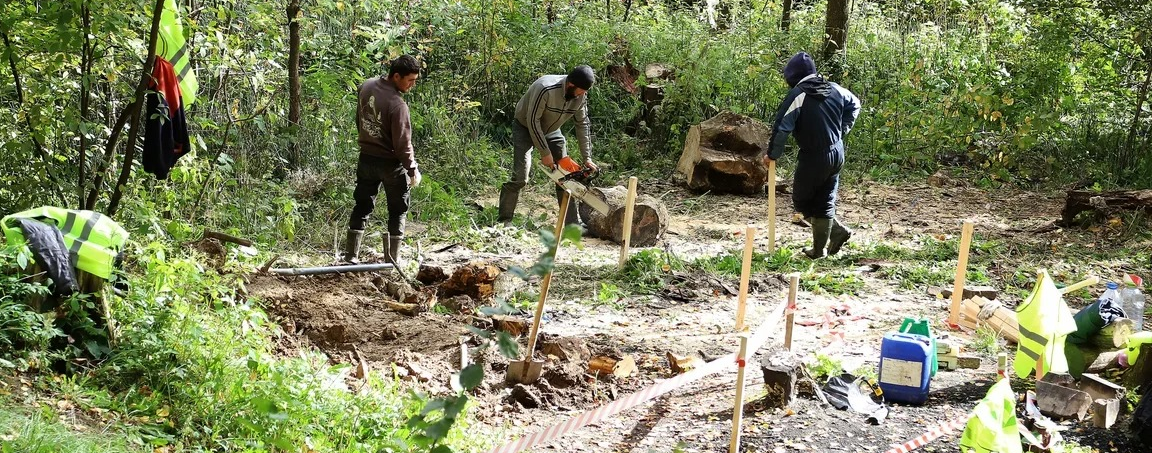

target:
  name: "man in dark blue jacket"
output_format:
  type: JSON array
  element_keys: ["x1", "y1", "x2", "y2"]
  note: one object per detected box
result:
[{"x1": 764, "y1": 52, "x2": 861, "y2": 259}]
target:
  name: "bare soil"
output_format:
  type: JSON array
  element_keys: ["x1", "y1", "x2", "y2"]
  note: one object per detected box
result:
[{"x1": 249, "y1": 174, "x2": 1150, "y2": 453}]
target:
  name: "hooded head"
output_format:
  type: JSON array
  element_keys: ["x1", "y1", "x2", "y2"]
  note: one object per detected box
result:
[
  {"x1": 567, "y1": 65, "x2": 596, "y2": 90},
  {"x1": 783, "y1": 52, "x2": 817, "y2": 88}
]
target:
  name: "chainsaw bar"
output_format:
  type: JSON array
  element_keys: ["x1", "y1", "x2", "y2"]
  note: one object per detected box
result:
[{"x1": 543, "y1": 165, "x2": 612, "y2": 215}]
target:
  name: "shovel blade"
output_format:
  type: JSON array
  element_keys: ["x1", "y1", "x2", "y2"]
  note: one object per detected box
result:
[{"x1": 506, "y1": 359, "x2": 544, "y2": 384}]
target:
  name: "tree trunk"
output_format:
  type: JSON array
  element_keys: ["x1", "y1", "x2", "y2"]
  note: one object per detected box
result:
[
  {"x1": 822, "y1": 0, "x2": 850, "y2": 73},
  {"x1": 577, "y1": 185, "x2": 669, "y2": 247},
  {"x1": 78, "y1": 0, "x2": 93, "y2": 209},
  {"x1": 1123, "y1": 57, "x2": 1152, "y2": 171},
  {"x1": 105, "y1": 0, "x2": 168, "y2": 216},
  {"x1": 780, "y1": 0, "x2": 793, "y2": 31},
  {"x1": 1061, "y1": 189, "x2": 1152, "y2": 225},
  {"x1": 287, "y1": 0, "x2": 303, "y2": 170}
]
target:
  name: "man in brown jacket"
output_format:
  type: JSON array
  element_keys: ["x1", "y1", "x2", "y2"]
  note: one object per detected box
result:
[{"x1": 343, "y1": 55, "x2": 422, "y2": 263}]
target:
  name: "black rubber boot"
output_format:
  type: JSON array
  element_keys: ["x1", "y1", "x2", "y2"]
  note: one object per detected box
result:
[
  {"x1": 804, "y1": 218, "x2": 832, "y2": 259},
  {"x1": 497, "y1": 184, "x2": 521, "y2": 226},
  {"x1": 386, "y1": 234, "x2": 403, "y2": 264},
  {"x1": 342, "y1": 229, "x2": 364, "y2": 263},
  {"x1": 827, "y1": 217, "x2": 853, "y2": 255}
]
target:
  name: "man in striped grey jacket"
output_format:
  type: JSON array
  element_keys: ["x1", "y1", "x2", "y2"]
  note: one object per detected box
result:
[{"x1": 497, "y1": 65, "x2": 599, "y2": 227}]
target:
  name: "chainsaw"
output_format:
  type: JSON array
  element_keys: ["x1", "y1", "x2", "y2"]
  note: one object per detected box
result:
[{"x1": 542, "y1": 156, "x2": 612, "y2": 215}]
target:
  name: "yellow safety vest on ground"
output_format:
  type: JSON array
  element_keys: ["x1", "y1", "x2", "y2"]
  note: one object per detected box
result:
[
  {"x1": 1, "y1": 207, "x2": 129, "y2": 280},
  {"x1": 1014, "y1": 271, "x2": 1077, "y2": 378},
  {"x1": 959, "y1": 379, "x2": 1022, "y2": 453},
  {"x1": 160, "y1": 0, "x2": 198, "y2": 106}
]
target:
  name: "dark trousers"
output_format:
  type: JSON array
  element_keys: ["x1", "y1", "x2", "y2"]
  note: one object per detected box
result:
[
  {"x1": 792, "y1": 144, "x2": 845, "y2": 219},
  {"x1": 349, "y1": 154, "x2": 410, "y2": 235},
  {"x1": 497, "y1": 121, "x2": 580, "y2": 224}
]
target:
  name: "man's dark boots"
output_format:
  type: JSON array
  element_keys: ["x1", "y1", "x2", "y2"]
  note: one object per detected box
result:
[
  {"x1": 385, "y1": 234, "x2": 403, "y2": 264},
  {"x1": 497, "y1": 184, "x2": 520, "y2": 226},
  {"x1": 343, "y1": 229, "x2": 364, "y2": 263},
  {"x1": 804, "y1": 218, "x2": 832, "y2": 259},
  {"x1": 828, "y1": 217, "x2": 853, "y2": 255}
]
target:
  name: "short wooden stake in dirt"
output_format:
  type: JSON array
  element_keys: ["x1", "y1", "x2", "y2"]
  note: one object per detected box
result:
[
  {"x1": 767, "y1": 159, "x2": 777, "y2": 253},
  {"x1": 508, "y1": 191, "x2": 572, "y2": 384},
  {"x1": 947, "y1": 221, "x2": 975, "y2": 327},
  {"x1": 729, "y1": 333, "x2": 751, "y2": 453},
  {"x1": 618, "y1": 176, "x2": 639, "y2": 269},
  {"x1": 735, "y1": 225, "x2": 757, "y2": 332},
  {"x1": 785, "y1": 274, "x2": 799, "y2": 351}
]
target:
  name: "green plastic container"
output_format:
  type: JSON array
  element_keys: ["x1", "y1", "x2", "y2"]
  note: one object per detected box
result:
[{"x1": 900, "y1": 317, "x2": 938, "y2": 377}]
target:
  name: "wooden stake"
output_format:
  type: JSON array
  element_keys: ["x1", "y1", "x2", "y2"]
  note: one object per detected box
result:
[
  {"x1": 618, "y1": 176, "x2": 639, "y2": 269},
  {"x1": 1060, "y1": 276, "x2": 1100, "y2": 294},
  {"x1": 785, "y1": 274, "x2": 799, "y2": 351},
  {"x1": 767, "y1": 159, "x2": 777, "y2": 253},
  {"x1": 729, "y1": 333, "x2": 750, "y2": 453},
  {"x1": 523, "y1": 191, "x2": 572, "y2": 364},
  {"x1": 947, "y1": 221, "x2": 975, "y2": 326},
  {"x1": 735, "y1": 225, "x2": 756, "y2": 332}
]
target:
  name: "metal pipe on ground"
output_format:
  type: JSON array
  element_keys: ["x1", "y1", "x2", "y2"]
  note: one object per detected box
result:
[{"x1": 270, "y1": 263, "x2": 394, "y2": 276}]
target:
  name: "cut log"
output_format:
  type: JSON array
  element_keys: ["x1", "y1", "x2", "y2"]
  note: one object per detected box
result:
[
  {"x1": 1079, "y1": 373, "x2": 1125, "y2": 401},
  {"x1": 1061, "y1": 189, "x2": 1152, "y2": 225},
  {"x1": 541, "y1": 337, "x2": 591, "y2": 362},
  {"x1": 491, "y1": 315, "x2": 529, "y2": 338},
  {"x1": 1036, "y1": 374, "x2": 1092, "y2": 420},
  {"x1": 1086, "y1": 350, "x2": 1122, "y2": 373},
  {"x1": 1092, "y1": 398, "x2": 1120, "y2": 429},
  {"x1": 938, "y1": 286, "x2": 999, "y2": 301},
  {"x1": 759, "y1": 350, "x2": 802, "y2": 409},
  {"x1": 644, "y1": 63, "x2": 674, "y2": 81},
  {"x1": 675, "y1": 112, "x2": 772, "y2": 195},
  {"x1": 959, "y1": 297, "x2": 1020, "y2": 343},
  {"x1": 1096, "y1": 318, "x2": 1135, "y2": 348},
  {"x1": 588, "y1": 355, "x2": 637, "y2": 378},
  {"x1": 667, "y1": 351, "x2": 703, "y2": 374},
  {"x1": 416, "y1": 264, "x2": 448, "y2": 285},
  {"x1": 385, "y1": 300, "x2": 424, "y2": 316},
  {"x1": 1123, "y1": 343, "x2": 1152, "y2": 391},
  {"x1": 440, "y1": 262, "x2": 501, "y2": 301},
  {"x1": 577, "y1": 185, "x2": 669, "y2": 247}
]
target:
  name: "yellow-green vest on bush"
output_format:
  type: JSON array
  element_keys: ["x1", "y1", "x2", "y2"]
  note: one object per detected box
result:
[
  {"x1": 958, "y1": 378, "x2": 1022, "y2": 453},
  {"x1": 160, "y1": 0, "x2": 198, "y2": 106},
  {"x1": 1014, "y1": 270, "x2": 1077, "y2": 378},
  {"x1": 1, "y1": 206, "x2": 129, "y2": 280}
]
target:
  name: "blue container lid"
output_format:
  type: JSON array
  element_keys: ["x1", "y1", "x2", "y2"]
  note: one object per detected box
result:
[{"x1": 1106, "y1": 282, "x2": 1119, "y2": 290}]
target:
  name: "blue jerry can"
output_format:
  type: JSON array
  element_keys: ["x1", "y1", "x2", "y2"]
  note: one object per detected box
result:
[{"x1": 878, "y1": 332, "x2": 933, "y2": 405}]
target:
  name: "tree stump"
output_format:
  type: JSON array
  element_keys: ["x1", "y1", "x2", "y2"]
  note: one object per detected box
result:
[
  {"x1": 440, "y1": 262, "x2": 500, "y2": 301},
  {"x1": 675, "y1": 111, "x2": 771, "y2": 194},
  {"x1": 759, "y1": 349, "x2": 802, "y2": 409},
  {"x1": 577, "y1": 185, "x2": 668, "y2": 247},
  {"x1": 1124, "y1": 343, "x2": 1152, "y2": 392},
  {"x1": 1061, "y1": 189, "x2": 1152, "y2": 225}
]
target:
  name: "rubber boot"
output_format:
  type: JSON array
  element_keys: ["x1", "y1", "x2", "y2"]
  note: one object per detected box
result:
[
  {"x1": 386, "y1": 234, "x2": 403, "y2": 264},
  {"x1": 827, "y1": 217, "x2": 854, "y2": 255},
  {"x1": 342, "y1": 229, "x2": 364, "y2": 263},
  {"x1": 804, "y1": 218, "x2": 832, "y2": 259},
  {"x1": 497, "y1": 184, "x2": 521, "y2": 226}
]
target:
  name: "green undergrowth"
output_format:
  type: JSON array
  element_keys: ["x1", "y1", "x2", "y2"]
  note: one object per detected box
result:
[
  {"x1": 0, "y1": 399, "x2": 143, "y2": 453},
  {"x1": 0, "y1": 240, "x2": 495, "y2": 452}
]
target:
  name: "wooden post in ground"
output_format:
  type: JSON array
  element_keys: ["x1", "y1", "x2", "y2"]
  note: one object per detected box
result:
[
  {"x1": 767, "y1": 159, "x2": 777, "y2": 253},
  {"x1": 947, "y1": 221, "x2": 975, "y2": 327},
  {"x1": 618, "y1": 176, "x2": 639, "y2": 269},
  {"x1": 735, "y1": 225, "x2": 756, "y2": 332},
  {"x1": 785, "y1": 274, "x2": 799, "y2": 351},
  {"x1": 729, "y1": 333, "x2": 751, "y2": 453}
]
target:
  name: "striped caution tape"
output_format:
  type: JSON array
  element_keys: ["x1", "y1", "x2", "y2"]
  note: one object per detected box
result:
[
  {"x1": 487, "y1": 300, "x2": 788, "y2": 453},
  {"x1": 882, "y1": 413, "x2": 971, "y2": 453}
]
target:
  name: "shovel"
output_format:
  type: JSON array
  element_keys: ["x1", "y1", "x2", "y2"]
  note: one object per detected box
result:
[{"x1": 507, "y1": 190, "x2": 572, "y2": 384}]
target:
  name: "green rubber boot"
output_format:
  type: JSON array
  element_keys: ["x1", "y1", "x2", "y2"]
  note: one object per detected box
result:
[
  {"x1": 804, "y1": 218, "x2": 832, "y2": 259},
  {"x1": 827, "y1": 217, "x2": 854, "y2": 255},
  {"x1": 342, "y1": 229, "x2": 364, "y2": 263}
]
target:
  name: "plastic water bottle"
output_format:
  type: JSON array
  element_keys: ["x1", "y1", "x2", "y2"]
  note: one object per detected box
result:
[
  {"x1": 1121, "y1": 275, "x2": 1146, "y2": 331},
  {"x1": 1100, "y1": 282, "x2": 1123, "y2": 319}
]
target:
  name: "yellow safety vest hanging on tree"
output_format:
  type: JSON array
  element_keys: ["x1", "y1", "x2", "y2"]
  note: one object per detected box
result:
[
  {"x1": 159, "y1": 0, "x2": 198, "y2": 106},
  {"x1": 1014, "y1": 270, "x2": 1077, "y2": 378},
  {"x1": 1, "y1": 206, "x2": 129, "y2": 280},
  {"x1": 958, "y1": 378, "x2": 1022, "y2": 453}
]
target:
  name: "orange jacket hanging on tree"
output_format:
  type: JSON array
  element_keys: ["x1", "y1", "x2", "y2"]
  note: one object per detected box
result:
[{"x1": 142, "y1": 56, "x2": 190, "y2": 180}]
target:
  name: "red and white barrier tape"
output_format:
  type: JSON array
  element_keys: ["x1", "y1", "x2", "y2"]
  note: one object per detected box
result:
[
  {"x1": 882, "y1": 414, "x2": 970, "y2": 453},
  {"x1": 486, "y1": 300, "x2": 788, "y2": 453}
]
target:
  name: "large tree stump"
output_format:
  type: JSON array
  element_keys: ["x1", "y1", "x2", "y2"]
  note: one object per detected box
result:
[
  {"x1": 577, "y1": 185, "x2": 668, "y2": 247},
  {"x1": 759, "y1": 350, "x2": 802, "y2": 409},
  {"x1": 675, "y1": 111, "x2": 772, "y2": 194},
  {"x1": 1061, "y1": 189, "x2": 1152, "y2": 225}
]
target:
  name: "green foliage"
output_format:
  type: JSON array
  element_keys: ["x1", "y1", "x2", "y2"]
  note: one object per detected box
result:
[
  {"x1": 806, "y1": 353, "x2": 845, "y2": 383},
  {"x1": 969, "y1": 326, "x2": 1004, "y2": 357},
  {"x1": 0, "y1": 401, "x2": 144, "y2": 453},
  {"x1": 617, "y1": 248, "x2": 685, "y2": 294}
]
